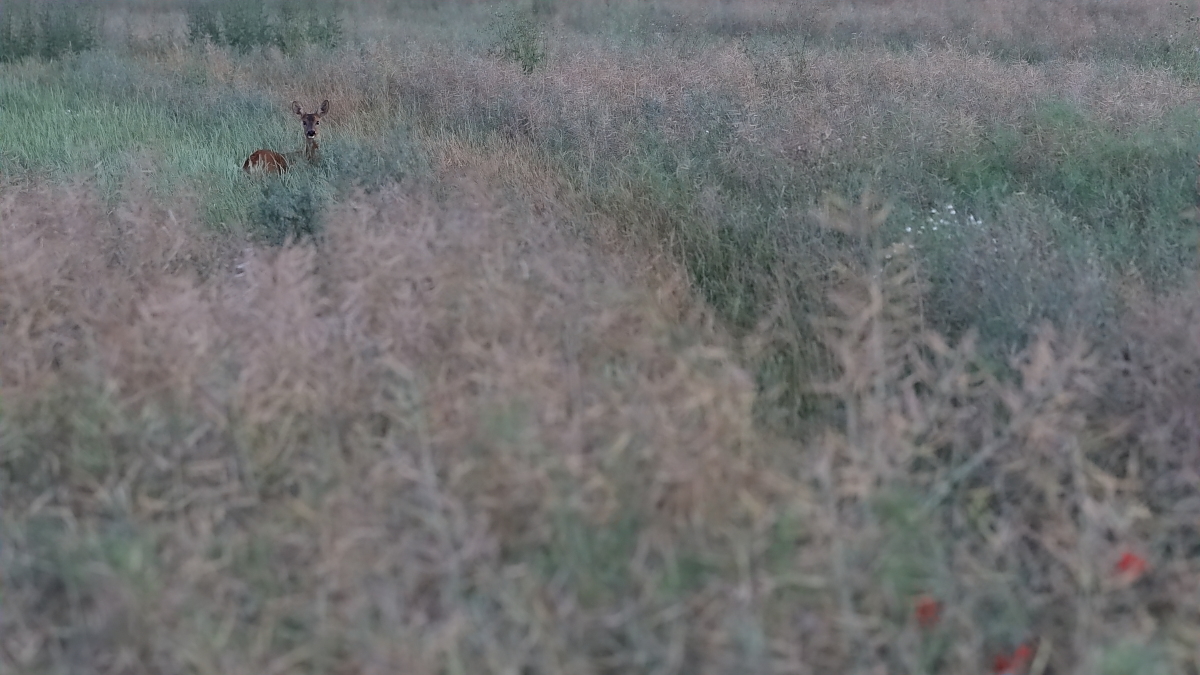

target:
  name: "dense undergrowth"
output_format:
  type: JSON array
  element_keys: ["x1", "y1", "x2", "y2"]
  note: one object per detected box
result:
[
  {"x1": 0, "y1": 0, "x2": 98, "y2": 63},
  {"x1": 4, "y1": 1, "x2": 1200, "y2": 674}
]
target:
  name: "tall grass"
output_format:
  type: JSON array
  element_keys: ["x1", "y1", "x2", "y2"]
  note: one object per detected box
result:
[
  {"x1": 3, "y1": 0, "x2": 1195, "y2": 402},
  {"x1": 5, "y1": 2, "x2": 1200, "y2": 673},
  {"x1": 184, "y1": 0, "x2": 342, "y2": 53},
  {"x1": 0, "y1": 0, "x2": 97, "y2": 63},
  {"x1": 5, "y1": 177, "x2": 1199, "y2": 674},
  {"x1": 0, "y1": 47, "x2": 424, "y2": 230}
]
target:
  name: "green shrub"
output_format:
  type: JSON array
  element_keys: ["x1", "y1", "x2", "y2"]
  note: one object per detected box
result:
[
  {"x1": 905, "y1": 196, "x2": 1113, "y2": 348},
  {"x1": 489, "y1": 5, "x2": 546, "y2": 74},
  {"x1": 183, "y1": 0, "x2": 342, "y2": 54},
  {"x1": 221, "y1": 1, "x2": 272, "y2": 54},
  {"x1": 281, "y1": 3, "x2": 342, "y2": 51},
  {"x1": 325, "y1": 127, "x2": 427, "y2": 194},
  {"x1": 935, "y1": 100, "x2": 1198, "y2": 288},
  {"x1": 1096, "y1": 641, "x2": 1171, "y2": 675},
  {"x1": 0, "y1": 0, "x2": 96, "y2": 63},
  {"x1": 739, "y1": 34, "x2": 809, "y2": 95},
  {"x1": 252, "y1": 175, "x2": 327, "y2": 245},
  {"x1": 184, "y1": 0, "x2": 221, "y2": 46}
]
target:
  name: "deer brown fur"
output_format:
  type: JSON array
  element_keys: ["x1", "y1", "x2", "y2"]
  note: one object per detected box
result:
[{"x1": 243, "y1": 100, "x2": 329, "y2": 175}]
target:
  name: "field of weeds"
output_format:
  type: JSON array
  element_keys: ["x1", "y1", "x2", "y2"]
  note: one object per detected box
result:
[{"x1": 3, "y1": 1, "x2": 1200, "y2": 673}]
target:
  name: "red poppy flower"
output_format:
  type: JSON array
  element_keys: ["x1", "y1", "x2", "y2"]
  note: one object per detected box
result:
[
  {"x1": 1011, "y1": 644, "x2": 1033, "y2": 666},
  {"x1": 992, "y1": 642, "x2": 1034, "y2": 674},
  {"x1": 913, "y1": 594, "x2": 941, "y2": 628},
  {"x1": 1115, "y1": 551, "x2": 1148, "y2": 582}
]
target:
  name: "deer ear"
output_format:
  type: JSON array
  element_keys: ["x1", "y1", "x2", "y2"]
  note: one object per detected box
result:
[
  {"x1": 319, "y1": 99, "x2": 329, "y2": 115},
  {"x1": 292, "y1": 101, "x2": 302, "y2": 115}
]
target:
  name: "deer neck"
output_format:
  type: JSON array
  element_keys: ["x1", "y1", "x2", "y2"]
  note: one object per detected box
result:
[
  {"x1": 304, "y1": 136, "x2": 320, "y2": 163},
  {"x1": 285, "y1": 137, "x2": 321, "y2": 165}
]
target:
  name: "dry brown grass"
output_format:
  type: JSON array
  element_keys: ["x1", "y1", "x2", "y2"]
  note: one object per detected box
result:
[
  {"x1": 351, "y1": 0, "x2": 1177, "y2": 45},
  {"x1": 99, "y1": 3, "x2": 1199, "y2": 216},
  {"x1": 550, "y1": 0, "x2": 1193, "y2": 58},
  {"x1": 5, "y1": 174, "x2": 1200, "y2": 673},
  {"x1": 0, "y1": 173, "x2": 780, "y2": 674}
]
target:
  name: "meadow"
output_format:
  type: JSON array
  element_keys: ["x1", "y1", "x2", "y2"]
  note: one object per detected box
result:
[{"x1": 3, "y1": 0, "x2": 1200, "y2": 673}]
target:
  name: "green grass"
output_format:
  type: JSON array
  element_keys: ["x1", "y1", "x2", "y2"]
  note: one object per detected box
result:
[
  {"x1": 0, "y1": 0, "x2": 97, "y2": 63},
  {"x1": 184, "y1": 0, "x2": 342, "y2": 53},
  {"x1": 536, "y1": 81, "x2": 1199, "y2": 355},
  {"x1": 0, "y1": 64, "x2": 279, "y2": 221},
  {"x1": 0, "y1": 50, "x2": 425, "y2": 235},
  {"x1": 487, "y1": 4, "x2": 547, "y2": 74}
]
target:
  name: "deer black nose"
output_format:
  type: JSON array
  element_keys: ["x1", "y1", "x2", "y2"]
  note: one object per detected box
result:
[{"x1": 306, "y1": 130, "x2": 316, "y2": 137}]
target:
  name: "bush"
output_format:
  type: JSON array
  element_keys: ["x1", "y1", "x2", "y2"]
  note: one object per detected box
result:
[
  {"x1": 488, "y1": 5, "x2": 546, "y2": 74},
  {"x1": 184, "y1": 0, "x2": 342, "y2": 54},
  {"x1": 934, "y1": 100, "x2": 1198, "y2": 288},
  {"x1": 252, "y1": 175, "x2": 327, "y2": 245},
  {"x1": 912, "y1": 196, "x2": 1114, "y2": 348},
  {"x1": 220, "y1": 1, "x2": 272, "y2": 54},
  {"x1": 184, "y1": 0, "x2": 221, "y2": 46},
  {"x1": 0, "y1": 0, "x2": 96, "y2": 63},
  {"x1": 280, "y1": 3, "x2": 342, "y2": 51},
  {"x1": 324, "y1": 126, "x2": 428, "y2": 194}
]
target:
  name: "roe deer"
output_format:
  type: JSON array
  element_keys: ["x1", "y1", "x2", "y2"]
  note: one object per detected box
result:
[{"x1": 243, "y1": 99, "x2": 329, "y2": 175}]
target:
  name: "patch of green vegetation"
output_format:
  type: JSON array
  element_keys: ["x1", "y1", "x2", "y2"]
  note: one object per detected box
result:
[
  {"x1": 185, "y1": 0, "x2": 342, "y2": 53},
  {"x1": 1141, "y1": 1, "x2": 1200, "y2": 81},
  {"x1": 252, "y1": 172, "x2": 329, "y2": 245},
  {"x1": 873, "y1": 489, "x2": 977, "y2": 672},
  {"x1": 540, "y1": 509, "x2": 714, "y2": 605},
  {"x1": 324, "y1": 125, "x2": 428, "y2": 194},
  {"x1": 0, "y1": 0, "x2": 97, "y2": 63},
  {"x1": 278, "y1": 2, "x2": 344, "y2": 51},
  {"x1": 0, "y1": 383, "x2": 130, "y2": 497},
  {"x1": 243, "y1": 125, "x2": 427, "y2": 243},
  {"x1": 0, "y1": 81, "x2": 179, "y2": 187},
  {"x1": 0, "y1": 64, "x2": 275, "y2": 194},
  {"x1": 488, "y1": 4, "x2": 546, "y2": 74},
  {"x1": 936, "y1": 99, "x2": 1198, "y2": 284},
  {"x1": 0, "y1": 49, "x2": 425, "y2": 232},
  {"x1": 873, "y1": 489, "x2": 944, "y2": 603},
  {"x1": 541, "y1": 510, "x2": 640, "y2": 606},
  {"x1": 539, "y1": 87, "x2": 1197, "y2": 376},
  {"x1": 936, "y1": 126, "x2": 1022, "y2": 198},
  {"x1": 587, "y1": 94, "x2": 803, "y2": 334},
  {"x1": 916, "y1": 195, "x2": 1113, "y2": 347},
  {"x1": 658, "y1": 549, "x2": 715, "y2": 596},
  {"x1": 219, "y1": 1, "x2": 275, "y2": 53},
  {"x1": 1097, "y1": 640, "x2": 1171, "y2": 675},
  {"x1": 5, "y1": 516, "x2": 158, "y2": 605},
  {"x1": 537, "y1": 90, "x2": 848, "y2": 408}
]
